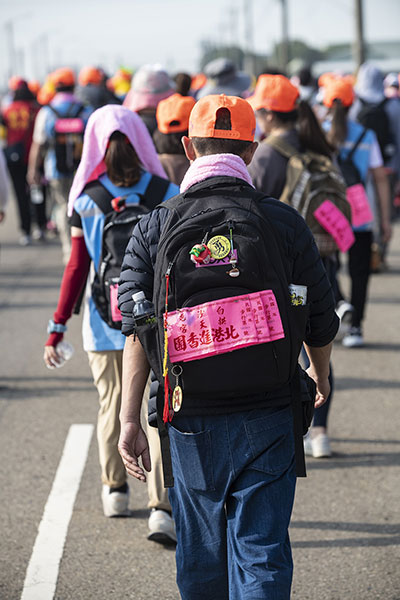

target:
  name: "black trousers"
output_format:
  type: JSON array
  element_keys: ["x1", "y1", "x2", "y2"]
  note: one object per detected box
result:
[
  {"x1": 336, "y1": 231, "x2": 372, "y2": 329},
  {"x1": 7, "y1": 161, "x2": 47, "y2": 234},
  {"x1": 348, "y1": 231, "x2": 372, "y2": 328}
]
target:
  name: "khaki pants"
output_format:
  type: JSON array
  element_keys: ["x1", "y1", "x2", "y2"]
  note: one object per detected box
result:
[
  {"x1": 87, "y1": 350, "x2": 170, "y2": 511},
  {"x1": 48, "y1": 177, "x2": 73, "y2": 263}
]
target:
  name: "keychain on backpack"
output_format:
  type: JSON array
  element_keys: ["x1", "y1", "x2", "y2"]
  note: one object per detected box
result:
[
  {"x1": 227, "y1": 226, "x2": 240, "y2": 277},
  {"x1": 190, "y1": 232, "x2": 212, "y2": 265},
  {"x1": 171, "y1": 364, "x2": 183, "y2": 412}
]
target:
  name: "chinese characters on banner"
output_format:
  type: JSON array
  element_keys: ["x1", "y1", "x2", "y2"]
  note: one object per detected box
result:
[
  {"x1": 313, "y1": 199, "x2": 355, "y2": 252},
  {"x1": 346, "y1": 184, "x2": 374, "y2": 227},
  {"x1": 166, "y1": 290, "x2": 285, "y2": 363}
]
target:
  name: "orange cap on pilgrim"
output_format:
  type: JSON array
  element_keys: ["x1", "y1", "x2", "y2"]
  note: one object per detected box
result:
[
  {"x1": 156, "y1": 93, "x2": 196, "y2": 134},
  {"x1": 51, "y1": 67, "x2": 75, "y2": 88},
  {"x1": 189, "y1": 94, "x2": 256, "y2": 141},
  {"x1": 78, "y1": 66, "x2": 103, "y2": 86},
  {"x1": 247, "y1": 74, "x2": 299, "y2": 112},
  {"x1": 323, "y1": 79, "x2": 354, "y2": 108}
]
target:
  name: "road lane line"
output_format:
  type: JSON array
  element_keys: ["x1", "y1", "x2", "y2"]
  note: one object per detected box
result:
[{"x1": 21, "y1": 424, "x2": 94, "y2": 600}]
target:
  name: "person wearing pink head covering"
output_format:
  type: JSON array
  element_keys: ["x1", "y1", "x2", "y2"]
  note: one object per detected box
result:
[{"x1": 44, "y1": 105, "x2": 179, "y2": 543}]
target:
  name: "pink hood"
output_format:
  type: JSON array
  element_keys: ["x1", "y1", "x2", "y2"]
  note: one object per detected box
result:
[{"x1": 68, "y1": 104, "x2": 167, "y2": 215}]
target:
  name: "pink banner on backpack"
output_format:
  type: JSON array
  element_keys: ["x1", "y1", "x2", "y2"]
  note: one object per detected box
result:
[
  {"x1": 313, "y1": 200, "x2": 355, "y2": 252},
  {"x1": 54, "y1": 118, "x2": 84, "y2": 134},
  {"x1": 346, "y1": 184, "x2": 374, "y2": 227},
  {"x1": 110, "y1": 284, "x2": 122, "y2": 322},
  {"x1": 166, "y1": 290, "x2": 285, "y2": 363}
]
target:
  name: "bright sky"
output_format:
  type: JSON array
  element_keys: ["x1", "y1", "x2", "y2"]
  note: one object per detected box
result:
[{"x1": 0, "y1": 0, "x2": 399, "y2": 85}]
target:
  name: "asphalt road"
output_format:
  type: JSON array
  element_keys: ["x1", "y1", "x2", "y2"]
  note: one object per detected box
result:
[{"x1": 1, "y1": 200, "x2": 399, "y2": 600}]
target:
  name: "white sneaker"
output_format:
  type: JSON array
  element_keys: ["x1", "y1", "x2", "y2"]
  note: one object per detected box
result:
[
  {"x1": 335, "y1": 300, "x2": 354, "y2": 322},
  {"x1": 342, "y1": 327, "x2": 364, "y2": 348},
  {"x1": 304, "y1": 433, "x2": 332, "y2": 458},
  {"x1": 148, "y1": 509, "x2": 177, "y2": 545},
  {"x1": 19, "y1": 234, "x2": 32, "y2": 246},
  {"x1": 335, "y1": 301, "x2": 354, "y2": 340},
  {"x1": 101, "y1": 484, "x2": 130, "y2": 517}
]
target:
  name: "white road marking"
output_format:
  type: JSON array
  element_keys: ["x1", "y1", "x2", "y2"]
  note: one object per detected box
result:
[{"x1": 21, "y1": 424, "x2": 94, "y2": 600}]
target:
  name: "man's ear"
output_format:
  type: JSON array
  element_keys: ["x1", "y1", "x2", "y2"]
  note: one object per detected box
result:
[
  {"x1": 242, "y1": 141, "x2": 259, "y2": 165},
  {"x1": 182, "y1": 136, "x2": 197, "y2": 161}
]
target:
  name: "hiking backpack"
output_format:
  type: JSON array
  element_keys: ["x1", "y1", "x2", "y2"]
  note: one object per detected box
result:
[
  {"x1": 265, "y1": 136, "x2": 352, "y2": 256},
  {"x1": 49, "y1": 103, "x2": 85, "y2": 175},
  {"x1": 84, "y1": 176, "x2": 170, "y2": 329},
  {"x1": 149, "y1": 178, "x2": 309, "y2": 406},
  {"x1": 356, "y1": 99, "x2": 395, "y2": 164}
]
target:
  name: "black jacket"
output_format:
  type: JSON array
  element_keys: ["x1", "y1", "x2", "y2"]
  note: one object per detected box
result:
[{"x1": 118, "y1": 177, "x2": 339, "y2": 421}]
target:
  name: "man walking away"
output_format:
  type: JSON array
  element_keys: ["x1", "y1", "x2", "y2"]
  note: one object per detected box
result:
[{"x1": 117, "y1": 94, "x2": 339, "y2": 599}]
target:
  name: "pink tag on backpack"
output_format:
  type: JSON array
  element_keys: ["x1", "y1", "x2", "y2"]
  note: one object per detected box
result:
[
  {"x1": 314, "y1": 200, "x2": 355, "y2": 252},
  {"x1": 346, "y1": 184, "x2": 374, "y2": 227},
  {"x1": 166, "y1": 290, "x2": 285, "y2": 363},
  {"x1": 110, "y1": 284, "x2": 122, "y2": 322},
  {"x1": 54, "y1": 118, "x2": 84, "y2": 134}
]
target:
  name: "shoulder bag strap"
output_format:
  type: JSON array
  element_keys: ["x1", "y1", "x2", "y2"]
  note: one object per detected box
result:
[
  {"x1": 141, "y1": 175, "x2": 170, "y2": 210},
  {"x1": 264, "y1": 135, "x2": 300, "y2": 159},
  {"x1": 344, "y1": 127, "x2": 367, "y2": 162}
]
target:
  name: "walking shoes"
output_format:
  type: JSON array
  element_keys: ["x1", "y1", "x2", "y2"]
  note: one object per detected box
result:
[
  {"x1": 335, "y1": 300, "x2": 354, "y2": 340},
  {"x1": 102, "y1": 483, "x2": 130, "y2": 517},
  {"x1": 304, "y1": 433, "x2": 332, "y2": 458},
  {"x1": 342, "y1": 326, "x2": 364, "y2": 348},
  {"x1": 148, "y1": 509, "x2": 177, "y2": 545}
]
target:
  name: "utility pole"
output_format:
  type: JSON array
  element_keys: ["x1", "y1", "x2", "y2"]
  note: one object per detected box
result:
[
  {"x1": 229, "y1": 5, "x2": 239, "y2": 63},
  {"x1": 279, "y1": 0, "x2": 289, "y2": 73},
  {"x1": 354, "y1": 0, "x2": 366, "y2": 69},
  {"x1": 4, "y1": 20, "x2": 16, "y2": 79},
  {"x1": 243, "y1": 0, "x2": 255, "y2": 75}
]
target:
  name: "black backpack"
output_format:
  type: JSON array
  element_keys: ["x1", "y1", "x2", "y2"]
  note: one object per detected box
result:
[
  {"x1": 151, "y1": 178, "x2": 308, "y2": 403},
  {"x1": 49, "y1": 103, "x2": 85, "y2": 175},
  {"x1": 337, "y1": 128, "x2": 367, "y2": 187},
  {"x1": 84, "y1": 176, "x2": 170, "y2": 329},
  {"x1": 356, "y1": 99, "x2": 395, "y2": 164}
]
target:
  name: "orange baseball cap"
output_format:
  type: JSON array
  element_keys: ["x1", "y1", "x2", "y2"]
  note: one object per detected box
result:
[
  {"x1": 317, "y1": 72, "x2": 338, "y2": 89},
  {"x1": 188, "y1": 94, "x2": 256, "y2": 141},
  {"x1": 28, "y1": 80, "x2": 41, "y2": 96},
  {"x1": 78, "y1": 66, "x2": 103, "y2": 86},
  {"x1": 156, "y1": 93, "x2": 196, "y2": 134},
  {"x1": 51, "y1": 67, "x2": 75, "y2": 88},
  {"x1": 190, "y1": 73, "x2": 207, "y2": 91},
  {"x1": 323, "y1": 79, "x2": 354, "y2": 108},
  {"x1": 247, "y1": 74, "x2": 299, "y2": 112}
]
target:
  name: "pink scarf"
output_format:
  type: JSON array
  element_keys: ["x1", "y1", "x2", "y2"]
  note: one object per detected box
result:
[
  {"x1": 68, "y1": 105, "x2": 167, "y2": 216},
  {"x1": 180, "y1": 153, "x2": 254, "y2": 194}
]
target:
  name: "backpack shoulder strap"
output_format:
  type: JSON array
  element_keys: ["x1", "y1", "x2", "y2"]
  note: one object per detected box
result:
[
  {"x1": 71, "y1": 103, "x2": 85, "y2": 118},
  {"x1": 264, "y1": 135, "x2": 300, "y2": 159},
  {"x1": 83, "y1": 180, "x2": 114, "y2": 214},
  {"x1": 47, "y1": 104, "x2": 62, "y2": 119},
  {"x1": 344, "y1": 127, "x2": 367, "y2": 161},
  {"x1": 142, "y1": 175, "x2": 170, "y2": 210}
]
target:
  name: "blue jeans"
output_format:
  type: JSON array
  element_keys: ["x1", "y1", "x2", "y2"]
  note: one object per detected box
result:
[{"x1": 168, "y1": 405, "x2": 296, "y2": 600}]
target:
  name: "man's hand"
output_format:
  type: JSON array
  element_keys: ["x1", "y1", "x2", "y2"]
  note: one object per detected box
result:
[
  {"x1": 118, "y1": 421, "x2": 151, "y2": 483},
  {"x1": 0, "y1": 210, "x2": 5, "y2": 224},
  {"x1": 306, "y1": 367, "x2": 330, "y2": 409}
]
